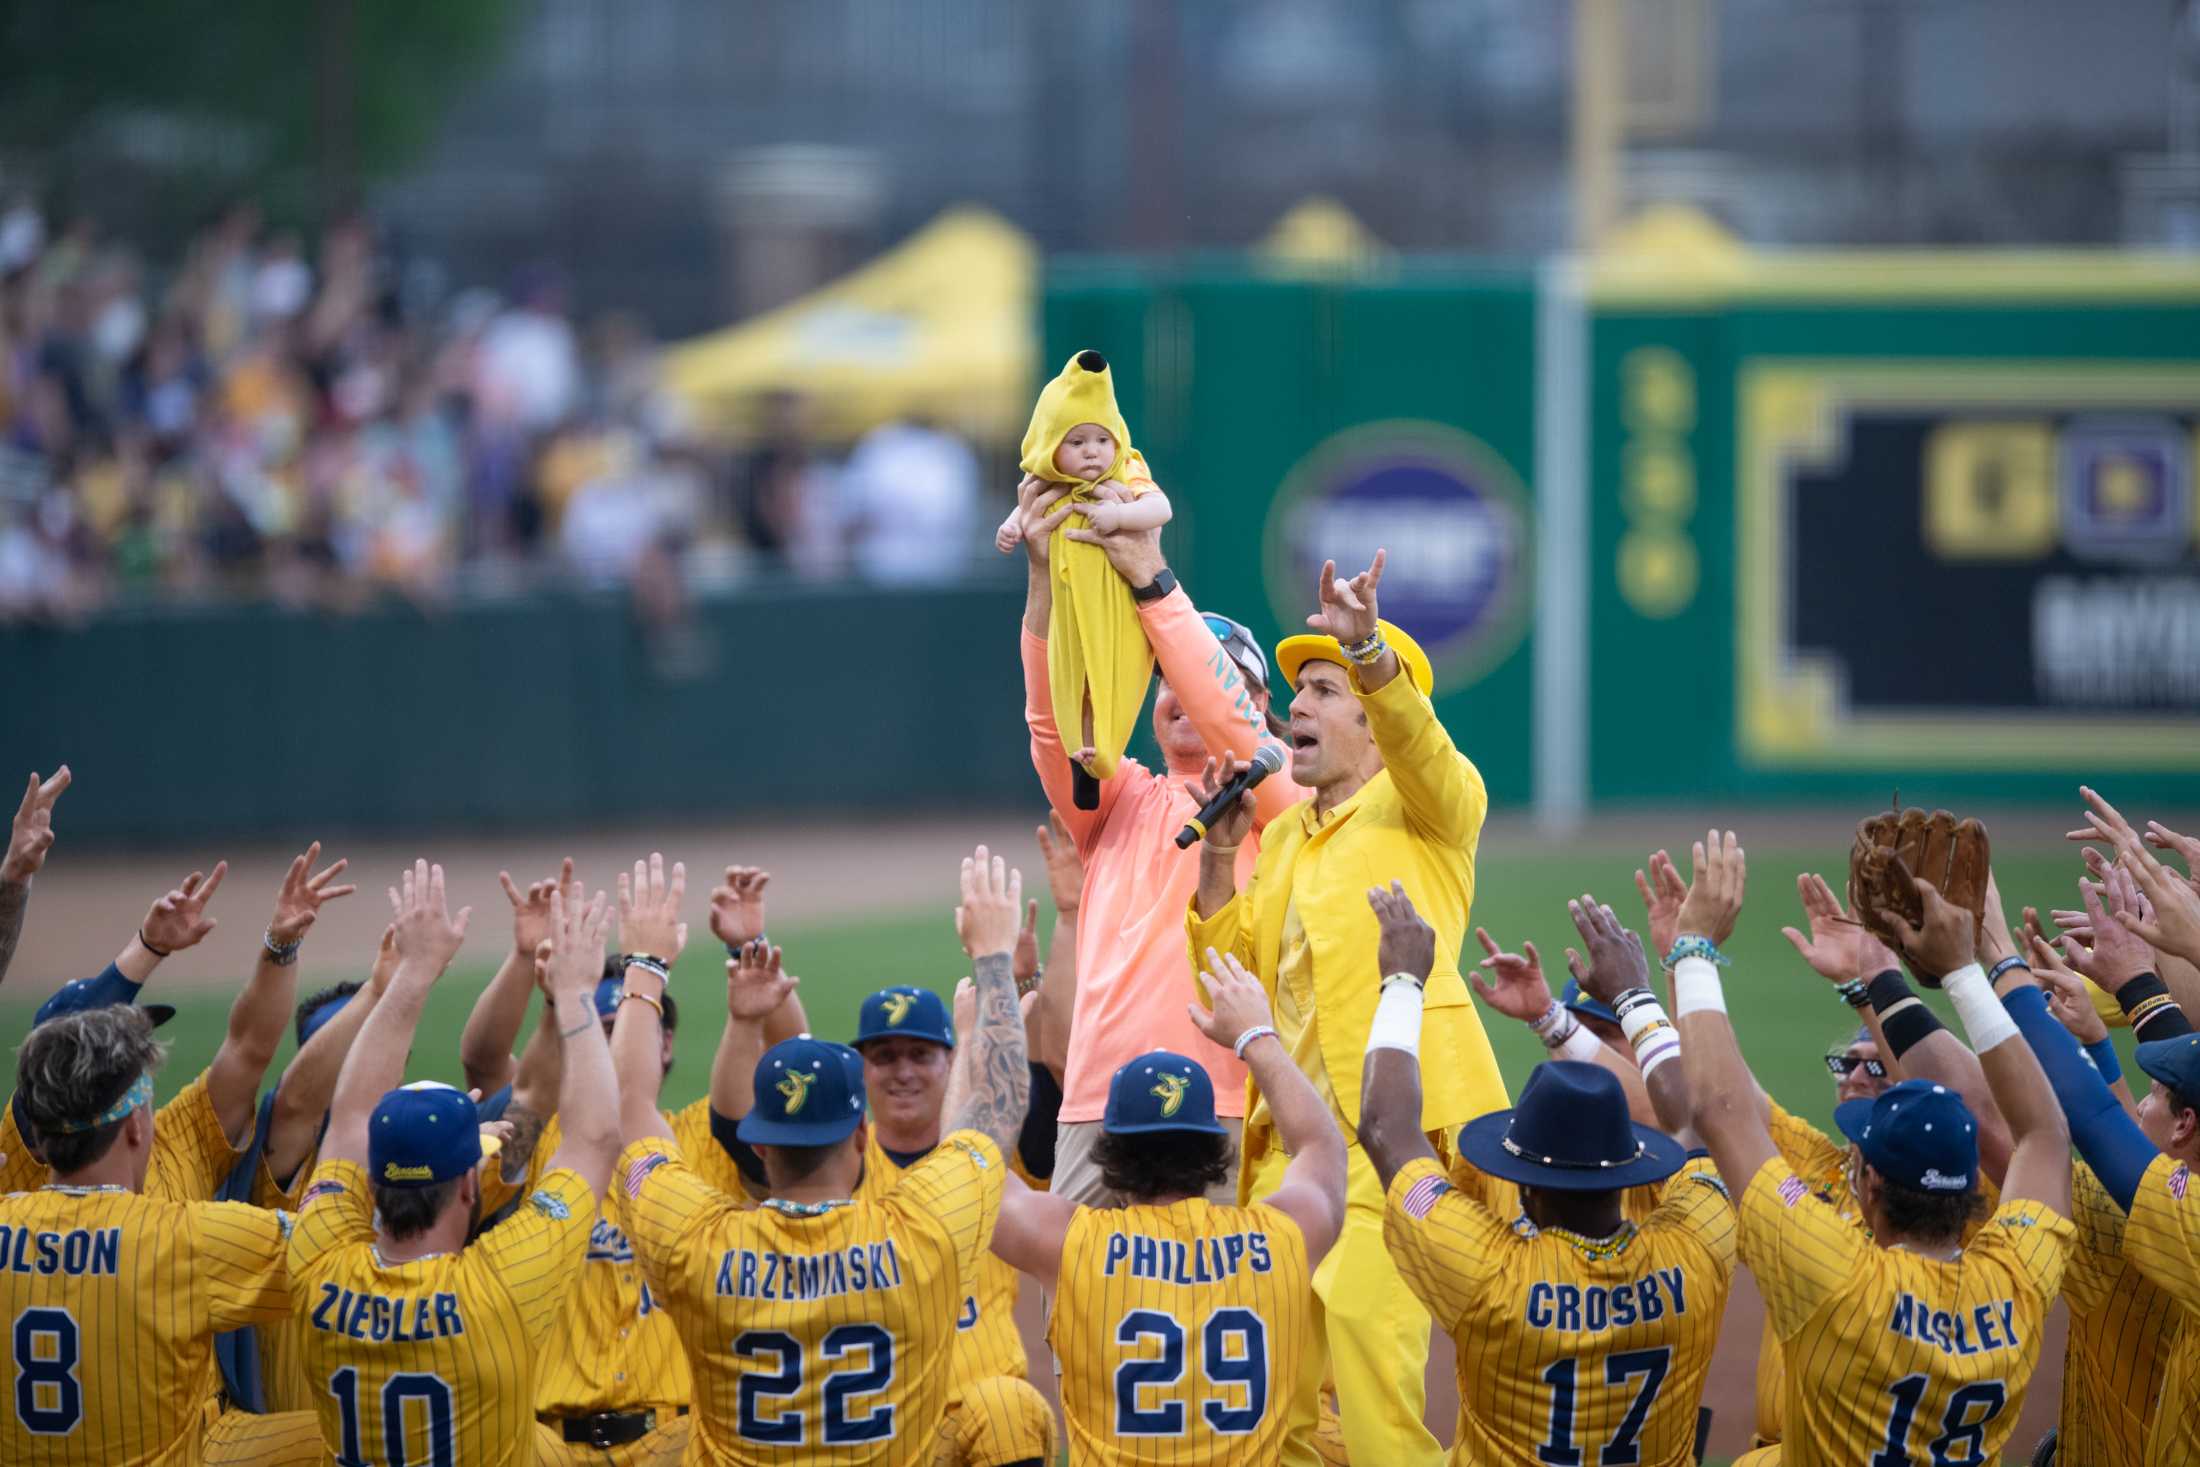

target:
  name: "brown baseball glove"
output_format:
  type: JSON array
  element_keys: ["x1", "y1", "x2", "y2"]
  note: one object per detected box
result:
[{"x1": 1848, "y1": 807, "x2": 1992, "y2": 985}]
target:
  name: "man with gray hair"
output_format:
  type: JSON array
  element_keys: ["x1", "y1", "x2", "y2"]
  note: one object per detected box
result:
[{"x1": 1, "y1": 1005, "x2": 302, "y2": 1464}]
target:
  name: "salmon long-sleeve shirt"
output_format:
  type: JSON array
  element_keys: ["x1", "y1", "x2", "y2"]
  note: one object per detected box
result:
[{"x1": 1025, "y1": 584, "x2": 1304, "y2": 1122}]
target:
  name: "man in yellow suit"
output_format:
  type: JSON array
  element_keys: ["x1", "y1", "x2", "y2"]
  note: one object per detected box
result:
[{"x1": 1187, "y1": 548, "x2": 1509, "y2": 1466}]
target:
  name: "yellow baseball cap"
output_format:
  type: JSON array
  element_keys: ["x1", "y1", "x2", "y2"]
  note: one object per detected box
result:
[{"x1": 1276, "y1": 619, "x2": 1435, "y2": 696}]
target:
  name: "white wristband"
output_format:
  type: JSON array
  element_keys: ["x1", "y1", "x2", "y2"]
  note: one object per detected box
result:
[
  {"x1": 1941, "y1": 961, "x2": 2017, "y2": 1053},
  {"x1": 1368, "y1": 977, "x2": 1426, "y2": 1056},
  {"x1": 1618, "y1": 998, "x2": 1673, "y2": 1047},
  {"x1": 1555, "y1": 1025, "x2": 1605, "y2": 1063},
  {"x1": 1672, "y1": 956, "x2": 1728, "y2": 1018}
]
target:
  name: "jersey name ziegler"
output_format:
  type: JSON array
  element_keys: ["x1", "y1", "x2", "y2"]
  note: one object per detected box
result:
[
  {"x1": 1101, "y1": 1229, "x2": 1274, "y2": 1283},
  {"x1": 0, "y1": 1224, "x2": 122, "y2": 1276},
  {"x1": 716, "y1": 1240, "x2": 906, "y2": 1302},
  {"x1": 309, "y1": 1282, "x2": 469, "y2": 1342}
]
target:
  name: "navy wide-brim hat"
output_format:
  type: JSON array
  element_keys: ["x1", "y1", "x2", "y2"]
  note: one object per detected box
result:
[{"x1": 1458, "y1": 1060, "x2": 1687, "y2": 1191}]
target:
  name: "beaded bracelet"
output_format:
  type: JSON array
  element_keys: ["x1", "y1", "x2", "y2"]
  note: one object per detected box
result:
[
  {"x1": 1835, "y1": 978, "x2": 1870, "y2": 1008},
  {"x1": 1341, "y1": 631, "x2": 1387, "y2": 665},
  {"x1": 1662, "y1": 934, "x2": 1729, "y2": 970},
  {"x1": 262, "y1": 927, "x2": 304, "y2": 966},
  {"x1": 625, "y1": 955, "x2": 672, "y2": 985},
  {"x1": 1233, "y1": 1025, "x2": 1280, "y2": 1059}
]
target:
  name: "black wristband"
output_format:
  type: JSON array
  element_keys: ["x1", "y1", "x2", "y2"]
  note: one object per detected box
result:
[
  {"x1": 2116, "y1": 972, "x2": 2195, "y2": 1039},
  {"x1": 1131, "y1": 567, "x2": 1178, "y2": 604},
  {"x1": 1865, "y1": 968, "x2": 1946, "y2": 1058}
]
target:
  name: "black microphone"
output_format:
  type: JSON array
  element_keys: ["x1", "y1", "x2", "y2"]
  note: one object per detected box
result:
[{"x1": 1176, "y1": 744, "x2": 1286, "y2": 849}]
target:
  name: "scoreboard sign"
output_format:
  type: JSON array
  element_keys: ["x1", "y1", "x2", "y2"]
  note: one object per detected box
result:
[{"x1": 1736, "y1": 362, "x2": 2200, "y2": 770}]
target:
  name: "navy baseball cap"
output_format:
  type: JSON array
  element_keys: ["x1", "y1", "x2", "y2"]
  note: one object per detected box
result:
[
  {"x1": 2136, "y1": 1033, "x2": 2200, "y2": 1103},
  {"x1": 1560, "y1": 979, "x2": 1619, "y2": 1030},
  {"x1": 739, "y1": 1038, "x2": 867, "y2": 1147},
  {"x1": 593, "y1": 976, "x2": 679, "y2": 1029},
  {"x1": 1835, "y1": 1079, "x2": 1978, "y2": 1194},
  {"x1": 853, "y1": 986, "x2": 954, "y2": 1050},
  {"x1": 35, "y1": 968, "x2": 175, "y2": 1031},
  {"x1": 296, "y1": 991, "x2": 354, "y2": 1046},
  {"x1": 1103, "y1": 1050, "x2": 1229, "y2": 1137},
  {"x1": 369, "y1": 1082, "x2": 500, "y2": 1189}
]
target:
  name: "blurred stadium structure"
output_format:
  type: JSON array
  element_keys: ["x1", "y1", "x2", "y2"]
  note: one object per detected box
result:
[{"x1": 3, "y1": 0, "x2": 2199, "y2": 839}]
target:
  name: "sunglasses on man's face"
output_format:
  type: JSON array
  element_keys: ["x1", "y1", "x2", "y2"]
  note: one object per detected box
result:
[{"x1": 1825, "y1": 1053, "x2": 1888, "y2": 1080}]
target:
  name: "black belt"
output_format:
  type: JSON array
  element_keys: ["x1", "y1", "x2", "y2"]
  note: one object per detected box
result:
[{"x1": 547, "y1": 1406, "x2": 687, "y2": 1449}]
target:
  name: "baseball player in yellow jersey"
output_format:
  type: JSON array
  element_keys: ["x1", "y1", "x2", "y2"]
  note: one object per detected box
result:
[
  {"x1": 4, "y1": 852, "x2": 350, "y2": 1200},
  {"x1": 2, "y1": 1005, "x2": 297, "y2": 1466},
  {"x1": 1672, "y1": 832, "x2": 2074, "y2": 1467},
  {"x1": 1363, "y1": 885, "x2": 1735, "y2": 1466},
  {"x1": 289, "y1": 860, "x2": 619, "y2": 1467},
  {"x1": 988, "y1": 947, "x2": 1342, "y2": 1464},
  {"x1": 607, "y1": 844, "x2": 1035, "y2": 1466}
]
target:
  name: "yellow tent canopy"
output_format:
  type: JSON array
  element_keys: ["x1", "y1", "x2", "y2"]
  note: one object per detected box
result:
[
  {"x1": 1254, "y1": 196, "x2": 1393, "y2": 277},
  {"x1": 662, "y1": 206, "x2": 1037, "y2": 441}
]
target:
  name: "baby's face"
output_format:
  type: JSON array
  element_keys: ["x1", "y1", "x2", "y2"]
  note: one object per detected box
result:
[{"x1": 1053, "y1": 423, "x2": 1116, "y2": 481}]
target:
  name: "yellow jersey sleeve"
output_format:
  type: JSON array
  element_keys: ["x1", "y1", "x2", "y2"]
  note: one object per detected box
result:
[
  {"x1": 1972, "y1": 1197, "x2": 2075, "y2": 1299},
  {"x1": 288, "y1": 1159, "x2": 376, "y2": 1272},
  {"x1": 147, "y1": 1068, "x2": 243, "y2": 1201},
  {"x1": 0, "y1": 1095, "x2": 41, "y2": 1194},
  {"x1": 472, "y1": 1165, "x2": 596, "y2": 1345},
  {"x1": 2122, "y1": 1154, "x2": 2200, "y2": 1311},
  {"x1": 887, "y1": 1129, "x2": 1007, "y2": 1284},
  {"x1": 1766, "y1": 1098, "x2": 1847, "y2": 1190},
  {"x1": 1640, "y1": 1156, "x2": 1740, "y2": 1274},
  {"x1": 2061, "y1": 1163, "x2": 2127, "y2": 1317},
  {"x1": 190, "y1": 1199, "x2": 294, "y2": 1329},
  {"x1": 1738, "y1": 1156, "x2": 1869, "y2": 1340},
  {"x1": 612, "y1": 1135, "x2": 726, "y2": 1287},
  {"x1": 1383, "y1": 1156, "x2": 1510, "y2": 1335},
  {"x1": 670, "y1": 1095, "x2": 748, "y2": 1197}
]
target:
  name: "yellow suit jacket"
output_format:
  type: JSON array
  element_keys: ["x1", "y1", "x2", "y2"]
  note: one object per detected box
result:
[{"x1": 1188, "y1": 666, "x2": 1509, "y2": 1200}]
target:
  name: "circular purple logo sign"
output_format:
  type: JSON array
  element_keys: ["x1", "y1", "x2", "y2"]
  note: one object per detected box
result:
[{"x1": 1263, "y1": 421, "x2": 1532, "y2": 690}]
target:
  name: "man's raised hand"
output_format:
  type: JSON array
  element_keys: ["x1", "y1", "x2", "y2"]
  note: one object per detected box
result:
[
  {"x1": 143, "y1": 861, "x2": 229, "y2": 954},
  {"x1": 1471, "y1": 927, "x2": 1555, "y2": 1023},
  {"x1": 1780, "y1": 872, "x2": 1896, "y2": 985},
  {"x1": 1015, "y1": 476, "x2": 1073, "y2": 570},
  {"x1": 618, "y1": 853, "x2": 688, "y2": 962},
  {"x1": 1884, "y1": 877, "x2": 1974, "y2": 977},
  {"x1": 499, "y1": 858, "x2": 572, "y2": 959},
  {"x1": 1369, "y1": 882, "x2": 1437, "y2": 984},
  {"x1": 955, "y1": 845, "x2": 1024, "y2": 960},
  {"x1": 546, "y1": 880, "x2": 610, "y2": 997},
  {"x1": 727, "y1": 938, "x2": 797, "y2": 1022},
  {"x1": 1305, "y1": 550, "x2": 1385, "y2": 645},
  {"x1": 387, "y1": 860, "x2": 470, "y2": 975},
  {"x1": 1633, "y1": 849, "x2": 1686, "y2": 961},
  {"x1": 1190, "y1": 948, "x2": 1276, "y2": 1051},
  {"x1": 3, "y1": 767, "x2": 68, "y2": 883},
  {"x1": 709, "y1": 865, "x2": 771, "y2": 949},
  {"x1": 1036, "y1": 811, "x2": 1084, "y2": 914},
  {"x1": 268, "y1": 842, "x2": 357, "y2": 945},
  {"x1": 1674, "y1": 830, "x2": 1746, "y2": 948},
  {"x1": 1566, "y1": 895, "x2": 1650, "y2": 1006}
]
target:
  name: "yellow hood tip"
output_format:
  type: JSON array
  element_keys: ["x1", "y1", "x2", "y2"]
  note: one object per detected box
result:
[{"x1": 1019, "y1": 349, "x2": 1135, "y2": 484}]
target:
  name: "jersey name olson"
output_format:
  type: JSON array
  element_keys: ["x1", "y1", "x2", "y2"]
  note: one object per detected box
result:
[{"x1": 0, "y1": 1224, "x2": 121, "y2": 1276}]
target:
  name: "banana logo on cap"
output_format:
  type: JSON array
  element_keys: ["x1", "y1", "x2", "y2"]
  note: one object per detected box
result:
[
  {"x1": 882, "y1": 992, "x2": 917, "y2": 1026},
  {"x1": 776, "y1": 1067, "x2": 818, "y2": 1115},
  {"x1": 1151, "y1": 1072, "x2": 1189, "y2": 1118}
]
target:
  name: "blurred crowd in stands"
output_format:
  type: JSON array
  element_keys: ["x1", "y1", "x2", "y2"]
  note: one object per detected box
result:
[{"x1": 0, "y1": 196, "x2": 986, "y2": 624}]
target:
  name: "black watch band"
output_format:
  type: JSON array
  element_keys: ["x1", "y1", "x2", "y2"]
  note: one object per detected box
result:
[{"x1": 1131, "y1": 568, "x2": 1178, "y2": 604}]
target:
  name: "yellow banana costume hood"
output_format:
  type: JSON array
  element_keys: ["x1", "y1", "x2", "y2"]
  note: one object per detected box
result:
[{"x1": 1022, "y1": 350, "x2": 1155, "y2": 785}]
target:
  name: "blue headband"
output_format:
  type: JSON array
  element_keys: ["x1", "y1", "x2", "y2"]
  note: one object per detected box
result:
[{"x1": 48, "y1": 1074, "x2": 153, "y2": 1134}]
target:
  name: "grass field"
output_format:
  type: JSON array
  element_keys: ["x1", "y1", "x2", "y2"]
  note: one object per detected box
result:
[{"x1": 0, "y1": 842, "x2": 2125, "y2": 1136}]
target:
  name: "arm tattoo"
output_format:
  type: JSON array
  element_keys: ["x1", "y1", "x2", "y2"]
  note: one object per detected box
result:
[
  {"x1": 0, "y1": 879, "x2": 28, "y2": 986},
  {"x1": 499, "y1": 1102, "x2": 549, "y2": 1185},
  {"x1": 947, "y1": 952, "x2": 1031, "y2": 1152}
]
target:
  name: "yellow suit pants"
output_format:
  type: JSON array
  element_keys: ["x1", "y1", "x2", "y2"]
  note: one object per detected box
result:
[{"x1": 1251, "y1": 1138, "x2": 1443, "y2": 1467}]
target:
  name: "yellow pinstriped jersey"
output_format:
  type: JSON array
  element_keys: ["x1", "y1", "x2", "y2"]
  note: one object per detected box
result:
[
  {"x1": 530, "y1": 1099, "x2": 720, "y2": 1419},
  {"x1": 2124, "y1": 1154, "x2": 2200, "y2": 1464},
  {"x1": 2053, "y1": 1163, "x2": 2181, "y2": 1465},
  {"x1": 1753, "y1": 1100, "x2": 1864, "y2": 1444},
  {"x1": 1740, "y1": 1156, "x2": 2070, "y2": 1467},
  {"x1": 287, "y1": 1158, "x2": 596, "y2": 1465},
  {"x1": 615, "y1": 1129, "x2": 1005, "y2": 1465},
  {"x1": 1049, "y1": 1196, "x2": 1312, "y2": 1465},
  {"x1": 3, "y1": 1073, "x2": 241, "y2": 1202},
  {"x1": 0, "y1": 1186, "x2": 290, "y2": 1465},
  {"x1": 1388, "y1": 1156, "x2": 1735, "y2": 1466},
  {"x1": 855, "y1": 1134, "x2": 1029, "y2": 1390}
]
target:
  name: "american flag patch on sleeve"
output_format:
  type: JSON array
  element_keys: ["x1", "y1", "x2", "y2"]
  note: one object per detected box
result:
[
  {"x1": 1400, "y1": 1173, "x2": 1451, "y2": 1220},
  {"x1": 301, "y1": 1179, "x2": 346, "y2": 1209},
  {"x1": 2172, "y1": 1164, "x2": 2191, "y2": 1202},
  {"x1": 1776, "y1": 1175, "x2": 1808, "y2": 1209},
  {"x1": 625, "y1": 1152, "x2": 671, "y2": 1200}
]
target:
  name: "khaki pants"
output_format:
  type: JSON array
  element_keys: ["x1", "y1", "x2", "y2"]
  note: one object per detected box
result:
[{"x1": 1052, "y1": 1117, "x2": 1245, "y2": 1207}]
